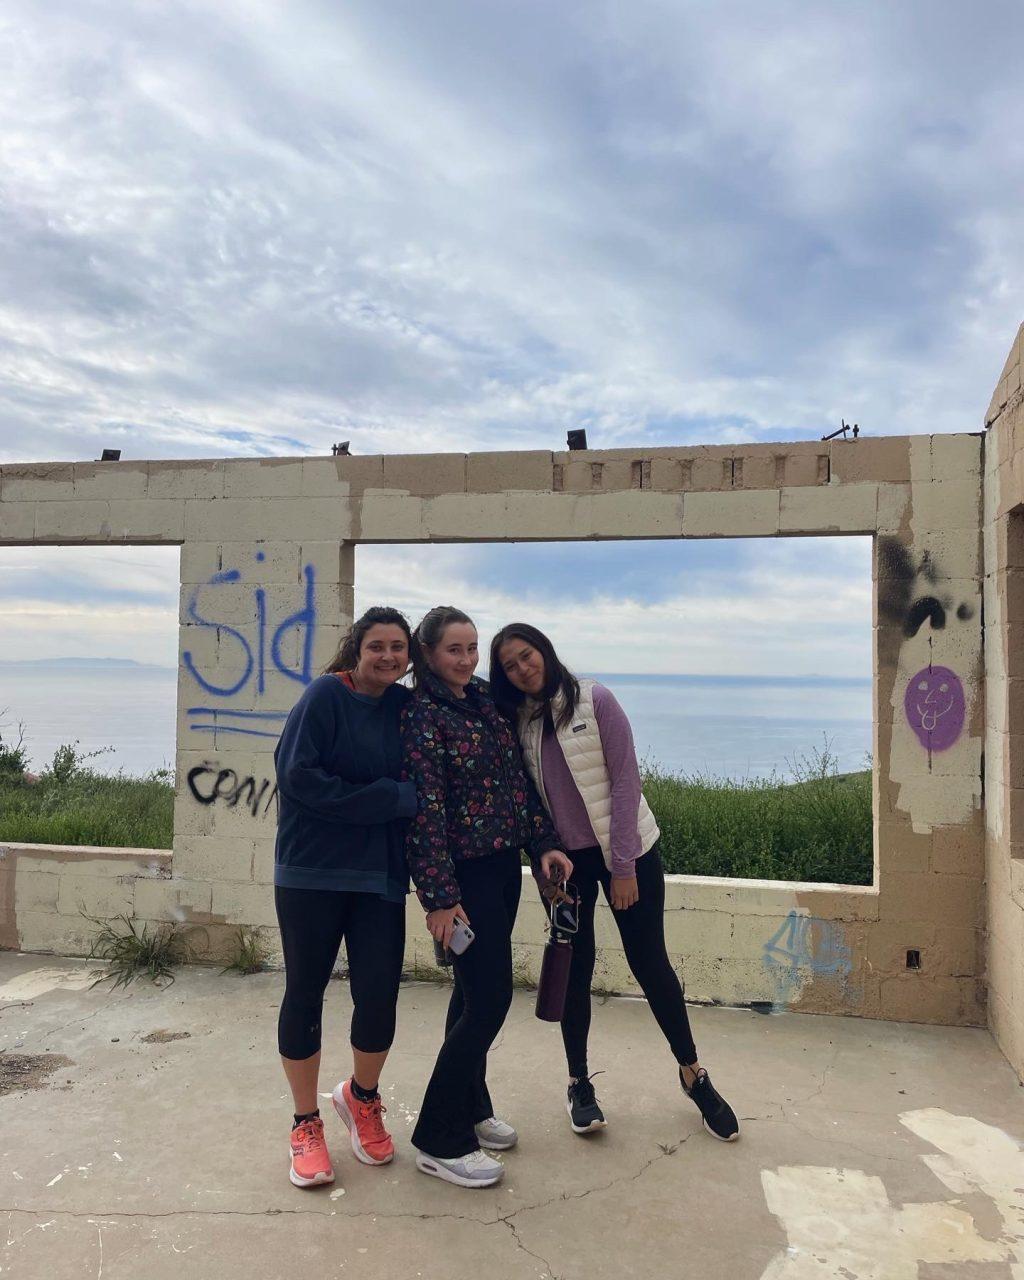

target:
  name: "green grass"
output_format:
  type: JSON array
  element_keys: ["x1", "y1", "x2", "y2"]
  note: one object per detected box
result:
[
  {"x1": 644, "y1": 745, "x2": 873, "y2": 885},
  {"x1": 87, "y1": 913, "x2": 193, "y2": 988},
  {"x1": 0, "y1": 729, "x2": 872, "y2": 885},
  {"x1": 0, "y1": 737, "x2": 173, "y2": 849}
]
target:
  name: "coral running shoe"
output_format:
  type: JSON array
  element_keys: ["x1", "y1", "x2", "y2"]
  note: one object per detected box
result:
[
  {"x1": 289, "y1": 1116, "x2": 335, "y2": 1188},
  {"x1": 332, "y1": 1079, "x2": 395, "y2": 1165}
]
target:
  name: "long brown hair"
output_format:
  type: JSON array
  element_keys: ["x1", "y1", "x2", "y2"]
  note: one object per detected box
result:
[
  {"x1": 322, "y1": 606, "x2": 412, "y2": 674},
  {"x1": 489, "y1": 622, "x2": 580, "y2": 729}
]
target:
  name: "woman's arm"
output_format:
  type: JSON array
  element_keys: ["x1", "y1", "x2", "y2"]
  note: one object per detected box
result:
[
  {"x1": 401, "y1": 699, "x2": 462, "y2": 910},
  {"x1": 593, "y1": 684, "x2": 644, "y2": 877},
  {"x1": 276, "y1": 683, "x2": 417, "y2": 824}
]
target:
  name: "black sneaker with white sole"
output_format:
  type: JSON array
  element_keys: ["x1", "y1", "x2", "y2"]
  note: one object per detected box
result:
[
  {"x1": 680, "y1": 1067, "x2": 739, "y2": 1141},
  {"x1": 566, "y1": 1074, "x2": 607, "y2": 1134}
]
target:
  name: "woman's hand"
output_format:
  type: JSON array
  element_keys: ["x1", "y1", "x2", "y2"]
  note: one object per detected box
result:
[
  {"x1": 539, "y1": 850, "x2": 573, "y2": 888},
  {"x1": 425, "y1": 903, "x2": 471, "y2": 949},
  {"x1": 610, "y1": 874, "x2": 639, "y2": 911}
]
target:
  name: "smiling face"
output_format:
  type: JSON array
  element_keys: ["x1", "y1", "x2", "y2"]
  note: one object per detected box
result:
[
  {"x1": 497, "y1": 636, "x2": 547, "y2": 697},
  {"x1": 351, "y1": 623, "x2": 409, "y2": 696},
  {"x1": 903, "y1": 664, "x2": 965, "y2": 752},
  {"x1": 425, "y1": 621, "x2": 479, "y2": 697}
]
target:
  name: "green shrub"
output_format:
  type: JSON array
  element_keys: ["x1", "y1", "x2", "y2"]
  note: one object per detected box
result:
[
  {"x1": 644, "y1": 743, "x2": 873, "y2": 885},
  {"x1": 0, "y1": 740, "x2": 173, "y2": 848}
]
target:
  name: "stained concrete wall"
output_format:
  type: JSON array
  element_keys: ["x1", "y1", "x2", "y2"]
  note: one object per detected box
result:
[
  {"x1": 982, "y1": 323, "x2": 1024, "y2": 1078},
  {"x1": 0, "y1": 425, "x2": 992, "y2": 1032}
]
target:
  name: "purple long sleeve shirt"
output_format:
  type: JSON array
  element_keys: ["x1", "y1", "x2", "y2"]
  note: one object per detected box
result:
[{"x1": 539, "y1": 683, "x2": 643, "y2": 877}]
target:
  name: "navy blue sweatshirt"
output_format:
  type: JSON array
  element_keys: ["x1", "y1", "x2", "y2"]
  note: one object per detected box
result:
[{"x1": 274, "y1": 674, "x2": 417, "y2": 900}]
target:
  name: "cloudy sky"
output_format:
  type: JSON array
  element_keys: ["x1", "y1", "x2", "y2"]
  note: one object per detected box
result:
[{"x1": 1, "y1": 0, "x2": 1021, "y2": 678}]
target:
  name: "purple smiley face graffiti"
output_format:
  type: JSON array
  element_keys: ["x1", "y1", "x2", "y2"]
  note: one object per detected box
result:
[{"x1": 904, "y1": 665, "x2": 965, "y2": 752}]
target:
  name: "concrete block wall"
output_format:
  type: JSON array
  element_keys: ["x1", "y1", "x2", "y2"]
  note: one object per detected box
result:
[
  {"x1": 0, "y1": 425, "x2": 994, "y2": 1033},
  {"x1": 983, "y1": 322, "x2": 1024, "y2": 1078}
]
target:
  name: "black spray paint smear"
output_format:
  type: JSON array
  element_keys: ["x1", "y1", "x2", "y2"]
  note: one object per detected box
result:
[
  {"x1": 904, "y1": 596, "x2": 946, "y2": 637},
  {"x1": 957, "y1": 603, "x2": 975, "y2": 621}
]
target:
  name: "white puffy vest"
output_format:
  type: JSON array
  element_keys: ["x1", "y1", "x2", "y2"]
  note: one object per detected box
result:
[{"x1": 517, "y1": 679, "x2": 659, "y2": 870}]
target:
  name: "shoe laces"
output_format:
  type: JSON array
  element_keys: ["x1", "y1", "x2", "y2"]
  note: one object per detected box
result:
[
  {"x1": 356, "y1": 1095, "x2": 388, "y2": 1140},
  {"x1": 294, "y1": 1118, "x2": 326, "y2": 1152},
  {"x1": 571, "y1": 1071, "x2": 604, "y2": 1106}
]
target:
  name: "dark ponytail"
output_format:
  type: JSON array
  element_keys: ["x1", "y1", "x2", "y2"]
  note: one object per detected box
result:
[
  {"x1": 322, "y1": 606, "x2": 411, "y2": 675},
  {"x1": 410, "y1": 606, "x2": 475, "y2": 688}
]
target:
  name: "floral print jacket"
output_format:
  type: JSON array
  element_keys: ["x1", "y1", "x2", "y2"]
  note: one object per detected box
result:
[{"x1": 401, "y1": 672, "x2": 560, "y2": 910}]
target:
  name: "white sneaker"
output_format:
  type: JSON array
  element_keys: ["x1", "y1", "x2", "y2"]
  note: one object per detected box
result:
[
  {"x1": 414, "y1": 1148, "x2": 505, "y2": 1188},
  {"x1": 474, "y1": 1116, "x2": 518, "y2": 1150}
]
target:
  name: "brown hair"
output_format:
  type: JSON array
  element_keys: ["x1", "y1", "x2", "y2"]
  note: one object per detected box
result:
[
  {"x1": 322, "y1": 606, "x2": 412, "y2": 675},
  {"x1": 410, "y1": 605, "x2": 475, "y2": 687}
]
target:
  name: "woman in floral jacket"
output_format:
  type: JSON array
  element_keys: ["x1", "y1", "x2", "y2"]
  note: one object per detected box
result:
[{"x1": 401, "y1": 605, "x2": 573, "y2": 1189}]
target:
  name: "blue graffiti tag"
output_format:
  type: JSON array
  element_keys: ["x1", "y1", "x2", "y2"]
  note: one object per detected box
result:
[
  {"x1": 182, "y1": 554, "x2": 318, "y2": 711},
  {"x1": 762, "y1": 910, "x2": 852, "y2": 1003}
]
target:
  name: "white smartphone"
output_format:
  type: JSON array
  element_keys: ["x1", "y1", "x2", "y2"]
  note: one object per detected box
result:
[{"x1": 448, "y1": 918, "x2": 475, "y2": 955}]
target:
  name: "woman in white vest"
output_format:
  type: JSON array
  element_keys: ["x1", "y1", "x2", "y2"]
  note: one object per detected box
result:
[{"x1": 490, "y1": 622, "x2": 739, "y2": 1143}]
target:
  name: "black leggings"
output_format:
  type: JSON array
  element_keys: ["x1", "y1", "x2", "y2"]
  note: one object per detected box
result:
[
  {"x1": 411, "y1": 850, "x2": 522, "y2": 1159},
  {"x1": 275, "y1": 885, "x2": 406, "y2": 1060},
  {"x1": 559, "y1": 845, "x2": 698, "y2": 1079}
]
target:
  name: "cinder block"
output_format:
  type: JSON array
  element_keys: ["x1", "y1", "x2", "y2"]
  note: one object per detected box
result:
[
  {"x1": 148, "y1": 461, "x2": 226, "y2": 500},
  {"x1": 33, "y1": 501, "x2": 111, "y2": 541},
  {"x1": 878, "y1": 974, "x2": 983, "y2": 1025},
  {"x1": 0, "y1": 501, "x2": 37, "y2": 542},
  {"x1": 912, "y1": 477, "x2": 982, "y2": 533},
  {"x1": 864, "y1": 920, "x2": 937, "y2": 973},
  {"x1": 0, "y1": 463, "x2": 75, "y2": 500},
  {"x1": 736, "y1": 454, "x2": 777, "y2": 490},
  {"x1": 211, "y1": 881, "x2": 279, "y2": 928},
  {"x1": 780, "y1": 484, "x2": 878, "y2": 533},
  {"x1": 661, "y1": 907, "x2": 732, "y2": 956},
  {"x1": 877, "y1": 821, "x2": 931, "y2": 875},
  {"x1": 881, "y1": 871, "x2": 981, "y2": 927},
  {"x1": 16, "y1": 910, "x2": 99, "y2": 956},
  {"x1": 876, "y1": 483, "x2": 911, "y2": 534},
  {"x1": 382, "y1": 454, "x2": 465, "y2": 497},
  {"x1": 172, "y1": 835, "x2": 257, "y2": 883},
  {"x1": 929, "y1": 925, "x2": 981, "y2": 976},
  {"x1": 830, "y1": 438, "x2": 911, "y2": 485},
  {"x1": 649, "y1": 458, "x2": 686, "y2": 491},
  {"x1": 298, "y1": 542, "x2": 354, "y2": 586},
  {"x1": 682, "y1": 489, "x2": 779, "y2": 538},
  {"x1": 223, "y1": 459, "x2": 304, "y2": 499},
  {"x1": 930, "y1": 434, "x2": 982, "y2": 482},
  {"x1": 589, "y1": 491, "x2": 683, "y2": 538},
  {"x1": 324, "y1": 456, "x2": 387, "y2": 492},
  {"x1": 184, "y1": 497, "x2": 350, "y2": 543},
  {"x1": 357, "y1": 496, "x2": 426, "y2": 541},
  {"x1": 251, "y1": 839, "x2": 277, "y2": 885},
  {"x1": 504, "y1": 493, "x2": 594, "y2": 539},
  {"x1": 467, "y1": 451, "x2": 553, "y2": 493},
  {"x1": 930, "y1": 825, "x2": 984, "y2": 876},
  {"x1": 13, "y1": 869, "x2": 60, "y2": 913},
  {"x1": 691, "y1": 457, "x2": 730, "y2": 491},
  {"x1": 110, "y1": 494, "x2": 188, "y2": 542},
  {"x1": 782, "y1": 452, "x2": 828, "y2": 487},
  {"x1": 57, "y1": 873, "x2": 135, "y2": 919},
  {"x1": 424, "y1": 494, "x2": 509, "y2": 539},
  {"x1": 73, "y1": 462, "x2": 149, "y2": 500},
  {"x1": 134, "y1": 878, "x2": 213, "y2": 919}
]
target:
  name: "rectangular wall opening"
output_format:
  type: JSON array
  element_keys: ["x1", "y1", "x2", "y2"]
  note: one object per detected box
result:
[
  {"x1": 0, "y1": 545, "x2": 179, "y2": 850},
  {"x1": 355, "y1": 535, "x2": 874, "y2": 886}
]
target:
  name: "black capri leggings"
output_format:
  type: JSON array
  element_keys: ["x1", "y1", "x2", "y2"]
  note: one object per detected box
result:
[
  {"x1": 275, "y1": 885, "x2": 406, "y2": 1060},
  {"x1": 559, "y1": 844, "x2": 698, "y2": 1079}
]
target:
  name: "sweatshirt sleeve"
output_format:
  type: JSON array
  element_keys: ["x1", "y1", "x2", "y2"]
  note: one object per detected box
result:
[
  {"x1": 275, "y1": 681, "x2": 415, "y2": 825},
  {"x1": 401, "y1": 699, "x2": 462, "y2": 911},
  {"x1": 592, "y1": 683, "x2": 643, "y2": 876}
]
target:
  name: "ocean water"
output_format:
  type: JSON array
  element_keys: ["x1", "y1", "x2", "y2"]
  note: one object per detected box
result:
[{"x1": 0, "y1": 664, "x2": 872, "y2": 781}]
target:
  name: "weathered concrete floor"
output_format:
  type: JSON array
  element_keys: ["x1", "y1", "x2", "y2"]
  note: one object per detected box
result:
[{"x1": 1, "y1": 952, "x2": 1023, "y2": 1280}]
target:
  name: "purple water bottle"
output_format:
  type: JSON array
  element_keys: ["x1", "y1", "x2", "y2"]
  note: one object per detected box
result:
[{"x1": 535, "y1": 890, "x2": 577, "y2": 1023}]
